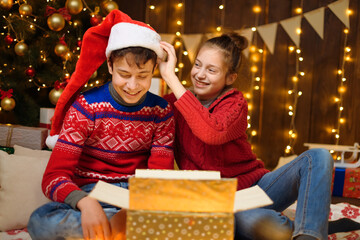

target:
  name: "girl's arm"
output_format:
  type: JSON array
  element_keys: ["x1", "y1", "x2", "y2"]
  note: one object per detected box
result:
[{"x1": 174, "y1": 90, "x2": 248, "y2": 145}]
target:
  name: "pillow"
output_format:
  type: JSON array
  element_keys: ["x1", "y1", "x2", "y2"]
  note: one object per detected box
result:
[
  {"x1": 0, "y1": 150, "x2": 51, "y2": 231},
  {"x1": 13, "y1": 144, "x2": 52, "y2": 158}
]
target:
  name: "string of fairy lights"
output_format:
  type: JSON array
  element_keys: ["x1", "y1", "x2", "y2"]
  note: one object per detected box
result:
[
  {"x1": 247, "y1": 1, "x2": 264, "y2": 145},
  {"x1": 331, "y1": 26, "x2": 351, "y2": 159},
  {"x1": 284, "y1": 4, "x2": 305, "y2": 155}
]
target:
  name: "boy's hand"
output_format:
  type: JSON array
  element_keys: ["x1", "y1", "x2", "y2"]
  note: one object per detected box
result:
[{"x1": 77, "y1": 196, "x2": 112, "y2": 240}]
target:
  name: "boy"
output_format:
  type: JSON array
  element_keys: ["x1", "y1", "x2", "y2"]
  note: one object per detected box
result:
[{"x1": 28, "y1": 10, "x2": 174, "y2": 240}]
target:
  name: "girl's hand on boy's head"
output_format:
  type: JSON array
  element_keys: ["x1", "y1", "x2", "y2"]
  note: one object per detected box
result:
[
  {"x1": 77, "y1": 196, "x2": 112, "y2": 240},
  {"x1": 158, "y1": 41, "x2": 178, "y2": 80}
]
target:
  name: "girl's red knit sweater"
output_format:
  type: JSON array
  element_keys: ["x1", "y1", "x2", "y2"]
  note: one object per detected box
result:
[
  {"x1": 164, "y1": 89, "x2": 269, "y2": 190},
  {"x1": 43, "y1": 83, "x2": 175, "y2": 203}
]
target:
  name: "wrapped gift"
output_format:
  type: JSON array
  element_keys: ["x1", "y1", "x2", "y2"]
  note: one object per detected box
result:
[
  {"x1": 89, "y1": 169, "x2": 273, "y2": 240},
  {"x1": 332, "y1": 168, "x2": 360, "y2": 199},
  {"x1": 0, "y1": 124, "x2": 48, "y2": 150},
  {"x1": 39, "y1": 108, "x2": 54, "y2": 133}
]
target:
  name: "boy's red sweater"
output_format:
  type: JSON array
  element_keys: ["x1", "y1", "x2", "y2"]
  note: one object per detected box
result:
[
  {"x1": 43, "y1": 83, "x2": 175, "y2": 202},
  {"x1": 164, "y1": 89, "x2": 269, "y2": 190}
]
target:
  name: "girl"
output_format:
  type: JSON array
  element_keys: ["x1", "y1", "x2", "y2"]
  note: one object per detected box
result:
[{"x1": 159, "y1": 33, "x2": 333, "y2": 240}]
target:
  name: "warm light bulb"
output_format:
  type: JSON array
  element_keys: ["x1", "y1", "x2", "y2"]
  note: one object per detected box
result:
[
  {"x1": 288, "y1": 46, "x2": 295, "y2": 52},
  {"x1": 248, "y1": 104, "x2": 253, "y2": 110},
  {"x1": 344, "y1": 29, "x2": 349, "y2": 34},
  {"x1": 183, "y1": 51, "x2": 188, "y2": 55},
  {"x1": 178, "y1": 63, "x2": 184, "y2": 68},
  {"x1": 149, "y1": 5, "x2": 155, "y2": 9},
  {"x1": 216, "y1": 26, "x2": 222, "y2": 32},
  {"x1": 288, "y1": 90, "x2": 293, "y2": 95},
  {"x1": 177, "y1": 3, "x2": 183, "y2": 8},
  {"x1": 249, "y1": 45, "x2": 257, "y2": 52},
  {"x1": 300, "y1": 72, "x2": 305, "y2": 76},
  {"x1": 299, "y1": 57, "x2": 303, "y2": 61},
  {"x1": 258, "y1": 49, "x2": 263, "y2": 53},
  {"x1": 181, "y1": 80, "x2": 187, "y2": 85},
  {"x1": 292, "y1": 76, "x2": 298, "y2": 82},
  {"x1": 296, "y1": 49, "x2": 301, "y2": 54},
  {"x1": 255, "y1": 77, "x2": 260, "y2": 81},
  {"x1": 296, "y1": 28, "x2": 302, "y2": 35},
  {"x1": 337, "y1": 69, "x2": 342, "y2": 75},
  {"x1": 254, "y1": 86, "x2": 260, "y2": 90},
  {"x1": 250, "y1": 66, "x2": 258, "y2": 72},
  {"x1": 175, "y1": 41, "x2": 181, "y2": 47},
  {"x1": 289, "y1": 111, "x2": 293, "y2": 116},
  {"x1": 251, "y1": 27, "x2": 257, "y2": 32},
  {"x1": 175, "y1": 68, "x2": 179, "y2": 72},
  {"x1": 331, "y1": 129, "x2": 336, "y2": 133},
  {"x1": 338, "y1": 86, "x2": 346, "y2": 93},
  {"x1": 291, "y1": 133, "x2": 297, "y2": 138},
  {"x1": 176, "y1": 20, "x2": 182, "y2": 25},
  {"x1": 345, "y1": 47, "x2": 351, "y2": 52},
  {"x1": 339, "y1": 118, "x2": 345, "y2": 124},
  {"x1": 176, "y1": 31, "x2": 181, "y2": 36},
  {"x1": 288, "y1": 105, "x2": 293, "y2": 111},
  {"x1": 335, "y1": 134, "x2": 340, "y2": 139},
  {"x1": 334, "y1": 97, "x2": 340, "y2": 103},
  {"x1": 298, "y1": 91, "x2": 302, "y2": 96},
  {"x1": 342, "y1": 77, "x2": 346, "y2": 82},
  {"x1": 251, "y1": 130, "x2": 257, "y2": 136},
  {"x1": 219, "y1": 5, "x2": 224, "y2": 9},
  {"x1": 95, "y1": 80, "x2": 100, "y2": 84},
  {"x1": 295, "y1": 8, "x2": 302, "y2": 14},
  {"x1": 347, "y1": 9, "x2": 353, "y2": 15},
  {"x1": 253, "y1": 6, "x2": 261, "y2": 13},
  {"x1": 340, "y1": 106, "x2": 344, "y2": 111}
]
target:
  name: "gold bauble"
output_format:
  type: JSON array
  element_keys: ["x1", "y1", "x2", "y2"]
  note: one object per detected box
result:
[
  {"x1": 14, "y1": 41, "x2": 28, "y2": 56},
  {"x1": 47, "y1": 13, "x2": 65, "y2": 31},
  {"x1": 19, "y1": 3, "x2": 32, "y2": 16},
  {"x1": 49, "y1": 88, "x2": 64, "y2": 105},
  {"x1": 65, "y1": 0, "x2": 83, "y2": 15},
  {"x1": 102, "y1": 0, "x2": 118, "y2": 13},
  {"x1": 1, "y1": 97, "x2": 16, "y2": 111},
  {"x1": 54, "y1": 43, "x2": 69, "y2": 57},
  {"x1": 0, "y1": 0, "x2": 13, "y2": 10}
]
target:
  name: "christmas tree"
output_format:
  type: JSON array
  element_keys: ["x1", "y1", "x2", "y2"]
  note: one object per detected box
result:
[{"x1": 0, "y1": 0, "x2": 120, "y2": 126}]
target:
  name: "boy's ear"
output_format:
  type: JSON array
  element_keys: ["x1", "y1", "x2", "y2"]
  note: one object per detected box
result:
[
  {"x1": 226, "y1": 73, "x2": 237, "y2": 85},
  {"x1": 107, "y1": 60, "x2": 113, "y2": 75}
]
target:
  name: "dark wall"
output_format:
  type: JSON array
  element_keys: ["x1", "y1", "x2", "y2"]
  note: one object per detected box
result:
[{"x1": 119, "y1": 0, "x2": 360, "y2": 169}]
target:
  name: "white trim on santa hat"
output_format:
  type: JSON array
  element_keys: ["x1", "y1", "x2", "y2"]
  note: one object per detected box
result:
[{"x1": 105, "y1": 22, "x2": 164, "y2": 59}]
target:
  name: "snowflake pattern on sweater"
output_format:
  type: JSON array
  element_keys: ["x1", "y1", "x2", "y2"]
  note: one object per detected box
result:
[{"x1": 43, "y1": 82, "x2": 175, "y2": 202}]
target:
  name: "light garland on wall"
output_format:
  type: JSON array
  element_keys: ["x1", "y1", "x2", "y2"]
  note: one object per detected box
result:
[
  {"x1": 284, "y1": 3, "x2": 304, "y2": 155},
  {"x1": 330, "y1": 26, "x2": 351, "y2": 159},
  {"x1": 247, "y1": 0, "x2": 264, "y2": 145}
]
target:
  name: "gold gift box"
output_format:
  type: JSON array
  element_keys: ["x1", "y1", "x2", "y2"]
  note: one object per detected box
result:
[{"x1": 88, "y1": 170, "x2": 273, "y2": 240}]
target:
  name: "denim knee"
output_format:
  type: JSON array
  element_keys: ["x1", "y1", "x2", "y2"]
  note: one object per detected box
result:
[{"x1": 305, "y1": 148, "x2": 333, "y2": 172}]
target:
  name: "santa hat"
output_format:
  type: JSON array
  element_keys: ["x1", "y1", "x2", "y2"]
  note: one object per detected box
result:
[{"x1": 46, "y1": 10, "x2": 163, "y2": 149}]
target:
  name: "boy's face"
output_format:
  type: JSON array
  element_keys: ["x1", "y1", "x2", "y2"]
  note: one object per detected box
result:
[{"x1": 108, "y1": 53, "x2": 154, "y2": 104}]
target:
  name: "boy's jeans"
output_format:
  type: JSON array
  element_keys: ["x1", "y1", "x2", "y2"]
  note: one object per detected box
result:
[
  {"x1": 28, "y1": 182, "x2": 128, "y2": 240},
  {"x1": 235, "y1": 148, "x2": 333, "y2": 240}
]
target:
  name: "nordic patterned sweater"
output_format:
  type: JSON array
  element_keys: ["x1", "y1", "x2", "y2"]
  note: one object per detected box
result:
[
  {"x1": 164, "y1": 89, "x2": 269, "y2": 190},
  {"x1": 42, "y1": 82, "x2": 175, "y2": 203}
]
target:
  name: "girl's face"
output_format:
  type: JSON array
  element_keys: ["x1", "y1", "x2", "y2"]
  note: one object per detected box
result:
[
  {"x1": 108, "y1": 53, "x2": 154, "y2": 104},
  {"x1": 190, "y1": 46, "x2": 235, "y2": 101}
]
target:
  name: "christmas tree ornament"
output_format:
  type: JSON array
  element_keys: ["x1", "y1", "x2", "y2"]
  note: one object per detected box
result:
[
  {"x1": 90, "y1": 70, "x2": 98, "y2": 79},
  {"x1": 25, "y1": 65, "x2": 36, "y2": 77},
  {"x1": 14, "y1": 41, "x2": 28, "y2": 56},
  {"x1": 90, "y1": 14, "x2": 102, "y2": 26},
  {"x1": 0, "y1": 0, "x2": 13, "y2": 10},
  {"x1": 102, "y1": 0, "x2": 118, "y2": 13},
  {"x1": 76, "y1": 38, "x2": 82, "y2": 48},
  {"x1": 4, "y1": 34, "x2": 14, "y2": 45},
  {"x1": 19, "y1": 3, "x2": 32, "y2": 16},
  {"x1": 1, "y1": 97, "x2": 15, "y2": 111},
  {"x1": 65, "y1": 0, "x2": 83, "y2": 15},
  {"x1": 0, "y1": 89, "x2": 15, "y2": 111},
  {"x1": 47, "y1": 13, "x2": 65, "y2": 31},
  {"x1": 54, "y1": 43, "x2": 69, "y2": 57},
  {"x1": 49, "y1": 87, "x2": 63, "y2": 105}
]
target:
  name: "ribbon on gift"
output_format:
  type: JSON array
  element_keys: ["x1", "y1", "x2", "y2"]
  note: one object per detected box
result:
[
  {"x1": 333, "y1": 168, "x2": 346, "y2": 197},
  {"x1": 0, "y1": 89, "x2": 13, "y2": 99},
  {"x1": 6, "y1": 125, "x2": 14, "y2": 147},
  {"x1": 45, "y1": 6, "x2": 71, "y2": 21}
]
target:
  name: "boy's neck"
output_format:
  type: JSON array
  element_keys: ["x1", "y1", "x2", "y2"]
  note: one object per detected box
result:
[{"x1": 108, "y1": 82, "x2": 146, "y2": 107}]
